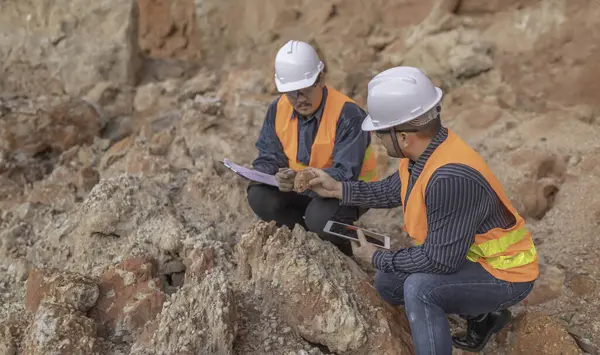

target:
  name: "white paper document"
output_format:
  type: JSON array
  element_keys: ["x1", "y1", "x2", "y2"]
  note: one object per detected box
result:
[{"x1": 222, "y1": 158, "x2": 280, "y2": 187}]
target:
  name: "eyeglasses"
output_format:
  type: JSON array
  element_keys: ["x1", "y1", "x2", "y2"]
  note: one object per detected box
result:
[
  {"x1": 285, "y1": 77, "x2": 321, "y2": 100},
  {"x1": 374, "y1": 128, "x2": 419, "y2": 138}
]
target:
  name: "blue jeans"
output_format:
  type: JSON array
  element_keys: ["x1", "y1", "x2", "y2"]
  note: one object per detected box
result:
[{"x1": 374, "y1": 261, "x2": 534, "y2": 355}]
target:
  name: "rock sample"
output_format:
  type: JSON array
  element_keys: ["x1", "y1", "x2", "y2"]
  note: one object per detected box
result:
[{"x1": 294, "y1": 169, "x2": 317, "y2": 193}]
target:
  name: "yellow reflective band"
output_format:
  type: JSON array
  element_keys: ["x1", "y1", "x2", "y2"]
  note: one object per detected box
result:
[
  {"x1": 358, "y1": 144, "x2": 379, "y2": 182},
  {"x1": 413, "y1": 226, "x2": 537, "y2": 270},
  {"x1": 359, "y1": 169, "x2": 378, "y2": 182},
  {"x1": 481, "y1": 244, "x2": 537, "y2": 270},
  {"x1": 467, "y1": 227, "x2": 528, "y2": 260}
]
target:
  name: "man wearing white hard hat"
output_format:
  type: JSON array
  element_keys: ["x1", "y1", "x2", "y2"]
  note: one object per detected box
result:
[
  {"x1": 306, "y1": 66, "x2": 539, "y2": 353},
  {"x1": 248, "y1": 40, "x2": 379, "y2": 256}
]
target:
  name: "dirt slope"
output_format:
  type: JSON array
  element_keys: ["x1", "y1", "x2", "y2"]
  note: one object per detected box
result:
[{"x1": 1, "y1": 0, "x2": 599, "y2": 354}]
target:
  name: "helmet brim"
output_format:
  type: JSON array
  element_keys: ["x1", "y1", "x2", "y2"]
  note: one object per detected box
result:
[
  {"x1": 361, "y1": 115, "x2": 378, "y2": 132},
  {"x1": 274, "y1": 71, "x2": 320, "y2": 93},
  {"x1": 361, "y1": 87, "x2": 443, "y2": 132}
]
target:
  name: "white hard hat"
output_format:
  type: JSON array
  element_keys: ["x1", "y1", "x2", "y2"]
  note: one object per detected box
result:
[
  {"x1": 362, "y1": 66, "x2": 443, "y2": 132},
  {"x1": 274, "y1": 40, "x2": 324, "y2": 93}
]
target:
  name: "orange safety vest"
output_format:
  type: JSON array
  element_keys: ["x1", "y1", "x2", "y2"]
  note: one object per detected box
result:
[
  {"x1": 274, "y1": 86, "x2": 379, "y2": 182},
  {"x1": 399, "y1": 129, "x2": 539, "y2": 282}
]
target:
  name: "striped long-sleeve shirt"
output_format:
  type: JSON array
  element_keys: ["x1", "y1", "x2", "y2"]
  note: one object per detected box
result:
[{"x1": 341, "y1": 127, "x2": 517, "y2": 275}]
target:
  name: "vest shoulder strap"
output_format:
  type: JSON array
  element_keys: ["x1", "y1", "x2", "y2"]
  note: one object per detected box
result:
[{"x1": 420, "y1": 129, "x2": 518, "y2": 214}]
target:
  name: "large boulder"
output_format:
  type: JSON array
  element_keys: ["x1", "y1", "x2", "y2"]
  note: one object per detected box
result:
[
  {"x1": 130, "y1": 269, "x2": 237, "y2": 354},
  {"x1": 0, "y1": 96, "x2": 105, "y2": 212},
  {"x1": 32, "y1": 175, "x2": 188, "y2": 272},
  {"x1": 0, "y1": 97, "x2": 103, "y2": 157},
  {"x1": 25, "y1": 268, "x2": 99, "y2": 314},
  {"x1": 0, "y1": 0, "x2": 141, "y2": 96},
  {"x1": 235, "y1": 221, "x2": 414, "y2": 355},
  {"x1": 22, "y1": 268, "x2": 103, "y2": 355},
  {"x1": 88, "y1": 256, "x2": 166, "y2": 343},
  {"x1": 398, "y1": 28, "x2": 494, "y2": 87},
  {"x1": 22, "y1": 302, "x2": 100, "y2": 355}
]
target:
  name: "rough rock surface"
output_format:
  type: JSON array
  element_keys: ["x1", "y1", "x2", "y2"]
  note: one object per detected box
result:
[
  {"x1": 130, "y1": 269, "x2": 237, "y2": 355},
  {"x1": 21, "y1": 268, "x2": 103, "y2": 355},
  {"x1": 522, "y1": 265, "x2": 565, "y2": 307},
  {"x1": 236, "y1": 222, "x2": 414, "y2": 354},
  {"x1": 0, "y1": 97, "x2": 103, "y2": 156},
  {"x1": 1, "y1": 0, "x2": 600, "y2": 354},
  {"x1": 293, "y1": 169, "x2": 316, "y2": 193},
  {"x1": 36, "y1": 175, "x2": 187, "y2": 271},
  {"x1": 89, "y1": 256, "x2": 166, "y2": 342},
  {"x1": 506, "y1": 313, "x2": 581, "y2": 355},
  {"x1": 22, "y1": 302, "x2": 100, "y2": 355},
  {"x1": 25, "y1": 268, "x2": 99, "y2": 314},
  {"x1": 400, "y1": 28, "x2": 494, "y2": 87},
  {"x1": 0, "y1": 319, "x2": 26, "y2": 355},
  {"x1": 0, "y1": 0, "x2": 141, "y2": 96}
]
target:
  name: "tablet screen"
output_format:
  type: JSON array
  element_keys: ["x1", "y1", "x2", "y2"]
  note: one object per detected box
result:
[{"x1": 328, "y1": 222, "x2": 385, "y2": 247}]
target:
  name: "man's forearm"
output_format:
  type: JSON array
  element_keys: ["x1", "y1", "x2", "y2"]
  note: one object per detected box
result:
[
  {"x1": 322, "y1": 167, "x2": 350, "y2": 182},
  {"x1": 372, "y1": 248, "x2": 456, "y2": 275},
  {"x1": 252, "y1": 161, "x2": 281, "y2": 175},
  {"x1": 340, "y1": 172, "x2": 402, "y2": 209}
]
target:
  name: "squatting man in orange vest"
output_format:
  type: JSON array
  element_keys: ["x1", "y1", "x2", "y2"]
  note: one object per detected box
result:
[
  {"x1": 247, "y1": 40, "x2": 379, "y2": 256},
  {"x1": 306, "y1": 66, "x2": 539, "y2": 354}
]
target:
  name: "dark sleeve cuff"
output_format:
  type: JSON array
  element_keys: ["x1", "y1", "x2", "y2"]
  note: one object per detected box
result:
[
  {"x1": 372, "y1": 250, "x2": 388, "y2": 271},
  {"x1": 341, "y1": 181, "x2": 354, "y2": 205}
]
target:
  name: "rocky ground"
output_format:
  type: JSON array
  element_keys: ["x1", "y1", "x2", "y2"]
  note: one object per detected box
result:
[{"x1": 1, "y1": 0, "x2": 599, "y2": 354}]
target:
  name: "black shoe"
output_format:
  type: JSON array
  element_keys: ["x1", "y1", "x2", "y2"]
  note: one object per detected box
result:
[{"x1": 452, "y1": 309, "x2": 511, "y2": 352}]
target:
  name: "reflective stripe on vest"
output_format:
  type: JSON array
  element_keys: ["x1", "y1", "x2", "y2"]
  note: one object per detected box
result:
[
  {"x1": 413, "y1": 225, "x2": 538, "y2": 271},
  {"x1": 274, "y1": 86, "x2": 379, "y2": 182},
  {"x1": 465, "y1": 225, "x2": 537, "y2": 270},
  {"x1": 399, "y1": 129, "x2": 539, "y2": 283}
]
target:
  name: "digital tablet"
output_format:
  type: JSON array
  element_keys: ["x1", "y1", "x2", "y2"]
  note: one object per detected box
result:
[{"x1": 323, "y1": 220, "x2": 391, "y2": 249}]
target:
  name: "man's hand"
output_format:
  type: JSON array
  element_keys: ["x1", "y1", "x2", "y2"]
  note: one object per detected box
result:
[
  {"x1": 307, "y1": 168, "x2": 343, "y2": 199},
  {"x1": 275, "y1": 167, "x2": 296, "y2": 192},
  {"x1": 351, "y1": 229, "x2": 378, "y2": 265}
]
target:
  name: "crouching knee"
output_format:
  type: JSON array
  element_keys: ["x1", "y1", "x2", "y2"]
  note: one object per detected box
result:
[
  {"x1": 303, "y1": 199, "x2": 334, "y2": 237},
  {"x1": 247, "y1": 185, "x2": 279, "y2": 221},
  {"x1": 403, "y1": 273, "x2": 437, "y2": 305},
  {"x1": 374, "y1": 271, "x2": 405, "y2": 306}
]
